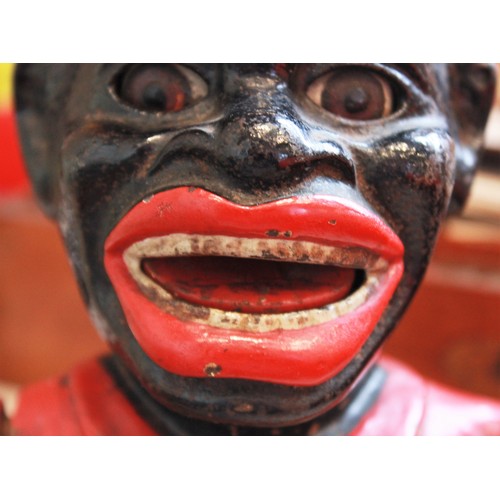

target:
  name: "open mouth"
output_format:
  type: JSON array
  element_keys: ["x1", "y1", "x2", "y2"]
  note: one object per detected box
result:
[
  {"x1": 123, "y1": 234, "x2": 378, "y2": 331},
  {"x1": 141, "y1": 253, "x2": 362, "y2": 314},
  {"x1": 104, "y1": 187, "x2": 404, "y2": 386}
]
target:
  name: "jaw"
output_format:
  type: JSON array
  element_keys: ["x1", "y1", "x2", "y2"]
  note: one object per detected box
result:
[
  {"x1": 104, "y1": 187, "x2": 404, "y2": 387},
  {"x1": 103, "y1": 352, "x2": 387, "y2": 432}
]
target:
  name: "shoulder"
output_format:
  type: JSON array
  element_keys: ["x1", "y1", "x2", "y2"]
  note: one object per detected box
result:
[
  {"x1": 9, "y1": 357, "x2": 157, "y2": 436},
  {"x1": 355, "y1": 355, "x2": 500, "y2": 436},
  {"x1": 418, "y1": 376, "x2": 500, "y2": 436}
]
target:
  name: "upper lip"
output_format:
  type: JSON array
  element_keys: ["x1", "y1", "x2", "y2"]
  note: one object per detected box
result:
[{"x1": 105, "y1": 188, "x2": 403, "y2": 263}]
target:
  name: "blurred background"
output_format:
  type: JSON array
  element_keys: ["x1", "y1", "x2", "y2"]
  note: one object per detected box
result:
[{"x1": 1, "y1": 63, "x2": 499, "y2": 399}]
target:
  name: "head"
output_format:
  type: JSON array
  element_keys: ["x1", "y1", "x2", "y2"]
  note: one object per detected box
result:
[{"x1": 15, "y1": 64, "x2": 495, "y2": 427}]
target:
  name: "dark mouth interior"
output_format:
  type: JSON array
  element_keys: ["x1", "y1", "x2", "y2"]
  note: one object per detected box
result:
[{"x1": 142, "y1": 256, "x2": 365, "y2": 314}]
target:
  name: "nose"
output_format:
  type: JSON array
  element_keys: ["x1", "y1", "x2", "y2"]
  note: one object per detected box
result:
[
  {"x1": 215, "y1": 88, "x2": 355, "y2": 189},
  {"x1": 218, "y1": 97, "x2": 309, "y2": 174}
]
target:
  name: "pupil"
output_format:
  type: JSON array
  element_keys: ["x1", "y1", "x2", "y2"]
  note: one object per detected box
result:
[
  {"x1": 343, "y1": 87, "x2": 369, "y2": 114},
  {"x1": 142, "y1": 82, "x2": 167, "y2": 110}
]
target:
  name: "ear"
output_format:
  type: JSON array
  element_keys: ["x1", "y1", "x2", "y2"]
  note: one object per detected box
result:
[
  {"x1": 447, "y1": 63, "x2": 497, "y2": 215},
  {"x1": 15, "y1": 64, "x2": 77, "y2": 219}
]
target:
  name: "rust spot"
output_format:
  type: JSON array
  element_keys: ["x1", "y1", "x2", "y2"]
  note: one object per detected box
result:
[
  {"x1": 204, "y1": 363, "x2": 222, "y2": 377},
  {"x1": 141, "y1": 283, "x2": 211, "y2": 321},
  {"x1": 266, "y1": 229, "x2": 280, "y2": 237},
  {"x1": 405, "y1": 170, "x2": 442, "y2": 189},
  {"x1": 328, "y1": 219, "x2": 337, "y2": 225},
  {"x1": 275, "y1": 63, "x2": 291, "y2": 82},
  {"x1": 201, "y1": 239, "x2": 217, "y2": 254},
  {"x1": 233, "y1": 403, "x2": 254, "y2": 413},
  {"x1": 310, "y1": 245, "x2": 324, "y2": 261}
]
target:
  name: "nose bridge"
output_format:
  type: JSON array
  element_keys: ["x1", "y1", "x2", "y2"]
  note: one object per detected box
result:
[
  {"x1": 214, "y1": 67, "x2": 355, "y2": 188},
  {"x1": 221, "y1": 63, "x2": 298, "y2": 127},
  {"x1": 222, "y1": 63, "x2": 283, "y2": 94}
]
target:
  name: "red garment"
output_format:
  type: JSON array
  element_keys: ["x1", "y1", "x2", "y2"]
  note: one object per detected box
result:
[
  {"x1": 353, "y1": 357, "x2": 500, "y2": 436},
  {"x1": 7, "y1": 356, "x2": 500, "y2": 436},
  {"x1": 10, "y1": 358, "x2": 156, "y2": 436}
]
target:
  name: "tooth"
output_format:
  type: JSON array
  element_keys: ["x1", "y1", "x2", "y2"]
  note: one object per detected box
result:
[{"x1": 123, "y1": 234, "x2": 386, "y2": 333}]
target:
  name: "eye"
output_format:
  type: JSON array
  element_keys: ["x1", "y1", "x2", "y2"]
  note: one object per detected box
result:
[
  {"x1": 306, "y1": 68, "x2": 399, "y2": 121},
  {"x1": 116, "y1": 64, "x2": 208, "y2": 113}
]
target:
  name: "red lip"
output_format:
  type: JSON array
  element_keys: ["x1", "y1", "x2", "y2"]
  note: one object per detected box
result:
[{"x1": 104, "y1": 187, "x2": 403, "y2": 386}]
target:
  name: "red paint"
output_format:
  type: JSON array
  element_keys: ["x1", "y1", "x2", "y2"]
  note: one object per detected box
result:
[
  {"x1": 104, "y1": 187, "x2": 404, "y2": 386},
  {"x1": 9, "y1": 356, "x2": 500, "y2": 435},
  {"x1": 10, "y1": 358, "x2": 156, "y2": 436},
  {"x1": 142, "y1": 256, "x2": 356, "y2": 314},
  {"x1": 0, "y1": 108, "x2": 29, "y2": 195},
  {"x1": 353, "y1": 357, "x2": 500, "y2": 436}
]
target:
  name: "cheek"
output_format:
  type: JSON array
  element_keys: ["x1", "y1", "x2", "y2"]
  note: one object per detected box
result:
[
  {"x1": 58, "y1": 128, "x2": 165, "y2": 246},
  {"x1": 61, "y1": 128, "x2": 157, "y2": 199},
  {"x1": 353, "y1": 130, "x2": 455, "y2": 229},
  {"x1": 351, "y1": 130, "x2": 455, "y2": 280},
  {"x1": 56, "y1": 130, "x2": 155, "y2": 294},
  {"x1": 395, "y1": 131, "x2": 455, "y2": 204}
]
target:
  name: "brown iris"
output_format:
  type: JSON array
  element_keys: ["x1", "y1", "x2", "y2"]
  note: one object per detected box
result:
[
  {"x1": 306, "y1": 68, "x2": 396, "y2": 121},
  {"x1": 117, "y1": 64, "x2": 208, "y2": 113}
]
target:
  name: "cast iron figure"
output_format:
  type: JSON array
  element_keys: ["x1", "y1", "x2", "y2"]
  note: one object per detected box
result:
[{"x1": 6, "y1": 64, "x2": 500, "y2": 435}]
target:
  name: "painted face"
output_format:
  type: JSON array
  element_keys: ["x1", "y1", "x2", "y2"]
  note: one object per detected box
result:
[{"x1": 16, "y1": 64, "x2": 495, "y2": 427}]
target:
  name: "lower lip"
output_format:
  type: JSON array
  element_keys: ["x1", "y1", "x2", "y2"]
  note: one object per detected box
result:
[{"x1": 104, "y1": 187, "x2": 404, "y2": 386}]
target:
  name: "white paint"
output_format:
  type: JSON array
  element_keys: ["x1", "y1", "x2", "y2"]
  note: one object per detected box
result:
[{"x1": 123, "y1": 234, "x2": 388, "y2": 333}]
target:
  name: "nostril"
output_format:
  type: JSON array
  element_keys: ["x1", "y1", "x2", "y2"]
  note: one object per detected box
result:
[{"x1": 277, "y1": 156, "x2": 356, "y2": 186}]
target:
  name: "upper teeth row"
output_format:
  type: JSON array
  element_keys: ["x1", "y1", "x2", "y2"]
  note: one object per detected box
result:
[{"x1": 125, "y1": 233, "x2": 381, "y2": 269}]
